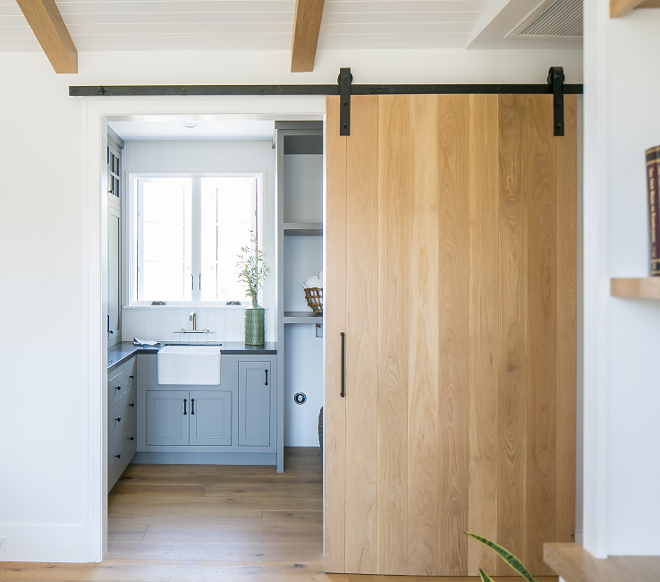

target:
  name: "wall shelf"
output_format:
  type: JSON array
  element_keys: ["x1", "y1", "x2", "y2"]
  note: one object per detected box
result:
[
  {"x1": 545, "y1": 543, "x2": 660, "y2": 582},
  {"x1": 611, "y1": 277, "x2": 660, "y2": 298},
  {"x1": 283, "y1": 222, "x2": 323, "y2": 236},
  {"x1": 283, "y1": 311, "x2": 323, "y2": 324},
  {"x1": 610, "y1": 0, "x2": 660, "y2": 18}
]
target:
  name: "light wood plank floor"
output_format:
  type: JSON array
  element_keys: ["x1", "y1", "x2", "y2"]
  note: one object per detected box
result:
[{"x1": 0, "y1": 448, "x2": 554, "y2": 582}]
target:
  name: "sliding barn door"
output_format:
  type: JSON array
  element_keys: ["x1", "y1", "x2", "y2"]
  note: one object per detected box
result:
[{"x1": 324, "y1": 94, "x2": 577, "y2": 577}]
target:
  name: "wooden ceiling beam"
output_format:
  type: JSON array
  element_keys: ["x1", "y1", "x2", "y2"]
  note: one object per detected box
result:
[
  {"x1": 290, "y1": 0, "x2": 325, "y2": 73},
  {"x1": 15, "y1": 0, "x2": 77, "y2": 73}
]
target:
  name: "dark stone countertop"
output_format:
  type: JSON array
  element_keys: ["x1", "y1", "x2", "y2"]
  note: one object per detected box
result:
[{"x1": 108, "y1": 341, "x2": 277, "y2": 372}]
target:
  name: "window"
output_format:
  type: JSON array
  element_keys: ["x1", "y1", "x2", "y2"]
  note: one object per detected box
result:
[{"x1": 130, "y1": 175, "x2": 260, "y2": 304}]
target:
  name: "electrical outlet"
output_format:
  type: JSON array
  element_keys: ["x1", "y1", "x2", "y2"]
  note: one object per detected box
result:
[{"x1": 0, "y1": 537, "x2": 7, "y2": 552}]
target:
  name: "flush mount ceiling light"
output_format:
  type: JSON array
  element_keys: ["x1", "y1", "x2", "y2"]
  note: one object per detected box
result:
[{"x1": 182, "y1": 123, "x2": 197, "y2": 129}]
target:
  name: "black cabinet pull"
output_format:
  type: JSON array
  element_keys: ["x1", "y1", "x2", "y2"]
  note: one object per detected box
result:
[
  {"x1": 115, "y1": 454, "x2": 121, "y2": 459},
  {"x1": 265, "y1": 369, "x2": 269, "y2": 386},
  {"x1": 191, "y1": 398, "x2": 195, "y2": 415},
  {"x1": 129, "y1": 436, "x2": 134, "y2": 441},
  {"x1": 129, "y1": 402, "x2": 135, "y2": 408},
  {"x1": 115, "y1": 416, "x2": 121, "y2": 423},
  {"x1": 129, "y1": 374, "x2": 134, "y2": 380},
  {"x1": 115, "y1": 385, "x2": 121, "y2": 391},
  {"x1": 340, "y1": 332, "x2": 345, "y2": 398},
  {"x1": 183, "y1": 398, "x2": 187, "y2": 415}
]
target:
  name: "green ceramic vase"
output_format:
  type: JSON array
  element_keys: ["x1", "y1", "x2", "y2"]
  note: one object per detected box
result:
[{"x1": 244, "y1": 301, "x2": 265, "y2": 346}]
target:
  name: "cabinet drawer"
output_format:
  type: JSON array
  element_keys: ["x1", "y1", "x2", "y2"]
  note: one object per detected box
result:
[
  {"x1": 108, "y1": 358, "x2": 136, "y2": 408},
  {"x1": 109, "y1": 393, "x2": 136, "y2": 445}
]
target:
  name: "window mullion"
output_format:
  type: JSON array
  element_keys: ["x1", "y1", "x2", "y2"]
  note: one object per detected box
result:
[{"x1": 191, "y1": 176, "x2": 202, "y2": 303}]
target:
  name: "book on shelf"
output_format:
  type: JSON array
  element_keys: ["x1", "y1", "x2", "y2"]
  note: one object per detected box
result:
[{"x1": 646, "y1": 145, "x2": 660, "y2": 276}]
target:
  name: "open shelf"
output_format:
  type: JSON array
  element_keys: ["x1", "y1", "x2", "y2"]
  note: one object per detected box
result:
[
  {"x1": 283, "y1": 222, "x2": 323, "y2": 236},
  {"x1": 545, "y1": 542, "x2": 660, "y2": 582},
  {"x1": 610, "y1": 0, "x2": 660, "y2": 18},
  {"x1": 611, "y1": 277, "x2": 660, "y2": 298},
  {"x1": 283, "y1": 311, "x2": 323, "y2": 324}
]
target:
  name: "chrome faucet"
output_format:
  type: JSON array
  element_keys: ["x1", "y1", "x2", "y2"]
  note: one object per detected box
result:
[{"x1": 189, "y1": 311, "x2": 197, "y2": 331}]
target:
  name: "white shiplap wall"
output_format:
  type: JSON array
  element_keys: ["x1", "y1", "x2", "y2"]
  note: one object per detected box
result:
[{"x1": 121, "y1": 140, "x2": 276, "y2": 343}]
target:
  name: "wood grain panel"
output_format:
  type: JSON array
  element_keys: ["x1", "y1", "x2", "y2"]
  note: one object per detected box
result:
[
  {"x1": 555, "y1": 95, "x2": 577, "y2": 545},
  {"x1": 15, "y1": 0, "x2": 77, "y2": 73},
  {"x1": 467, "y1": 94, "x2": 500, "y2": 576},
  {"x1": 376, "y1": 95, "x2": 410, "y2": 575},
  {"x1": 407, "y1": 95, "x2": 441, "y2": 576},
  {"x1": 437, "y1": 95, "x2": 471, "y2": 576},
  {"x1": 611, "y1": 277, "x2": 660, "y2": 298},
  {"x1": 525, "y1": 94, "x2": 558, "y2": 576},
  {"x1": 290, "y1": 0, "x2": 325, "y2": 72},
  {"x1": 497, "y1": 95, "x2": 529, "y2": 576},
  {"x1": 324, "y1": 95, "x2": 347, "y2": 573},
  {"x1": 344, "y1": 95, "x2": 380, "y2": 574}
]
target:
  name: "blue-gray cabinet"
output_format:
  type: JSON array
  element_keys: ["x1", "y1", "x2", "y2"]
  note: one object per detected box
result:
[
  {"x1": 238, "y1": 361, "x2": 271, "y2": 447},
  {"x1": 146, "y1": 389, "x2": 232, "y2": 446},
  {"x1": 190, "y1": 390, "x2": 232, "y2": 446},
  {"x1": 136, "y1": 352, "x2": 279, "y2": 468},
  {"x1": 146, "y1": 389, "x2": 189, "y2": 446},
  {"x1": 107, "y1": 355, "x2": 137, "y2": 490}
]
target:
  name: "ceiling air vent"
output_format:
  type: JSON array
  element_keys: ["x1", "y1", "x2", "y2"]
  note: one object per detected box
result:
[{"x1": 508, "y1": 0, "x2": 583, "y2": 40}]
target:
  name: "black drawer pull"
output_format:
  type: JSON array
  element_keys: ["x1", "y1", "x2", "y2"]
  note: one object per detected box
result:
[
  {"x1": 265, "y1": 369, "x2": 269, "y2": 385},
  {"x1": 129, "y1": 436, "x2": 134, "y2": 441},
  {"x1": 183, "y1": 398, "x2": 187, "y2": 415},
  {"x1": 129, "y1": 374, "x2": 134, "y2": 380},
  {"x1": 115, "y1": 385, "x2": 121, "y2": 391},
  {"x1": 191, "y1": 398, "x2": 195, "y2": 415},
  {"x1": 115, "y1": 417, "x2": 121, "y2": 422},
  {"x1": 129, "y1": 402, "x2": 135, "y2": 407},
  {"x1": 115, "y1": 454, "x2": 121, "y2": 459}
]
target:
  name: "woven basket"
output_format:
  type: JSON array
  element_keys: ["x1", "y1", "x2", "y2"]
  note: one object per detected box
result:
[{"x1": 304, "y1": 287, "x2": 323, "y2": 315}]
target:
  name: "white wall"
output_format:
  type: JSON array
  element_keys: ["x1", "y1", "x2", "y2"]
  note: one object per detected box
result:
[
  {"x1": 583, "y1": 2, "x2": 660, "y2": 557},
  {"x1": 0, "y1": 46, "x2": 582, "y2": 563},
  {"x1": 121, "y1": 140, "x2": 276, "y2": 343}
]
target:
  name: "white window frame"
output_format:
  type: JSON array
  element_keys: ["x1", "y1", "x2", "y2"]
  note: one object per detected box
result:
[{"x1": 127, "y1": 172, "x2": 263, "y2": 307}]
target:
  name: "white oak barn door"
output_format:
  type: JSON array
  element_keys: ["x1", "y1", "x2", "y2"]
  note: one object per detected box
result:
[{"x1": 324, "y1": 94, "x2": 577, "y2": 577}]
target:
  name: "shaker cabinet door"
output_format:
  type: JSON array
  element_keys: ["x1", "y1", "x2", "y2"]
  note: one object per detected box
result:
[
  {"x1": 238, "y1": 362, "x2": 271, "y2": 447},
  {"x1": 146, "y1": 390, "x2": 189, "y2": 446},
  {"x1": 189, "y1": 390, "x2": 232, "y2": 446}
]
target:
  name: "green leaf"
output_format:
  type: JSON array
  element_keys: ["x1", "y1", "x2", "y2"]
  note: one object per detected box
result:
[
  {"x1": 479, "y1": 568, "x2": 496, "y2": 582},
  {"x1": 465, "y1": 532, "x2": 537, "y2": 582}
]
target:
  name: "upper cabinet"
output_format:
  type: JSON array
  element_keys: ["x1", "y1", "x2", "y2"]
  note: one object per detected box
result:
[{"x1": 107, "y1": 129, "x2": 123, "y2": 347}]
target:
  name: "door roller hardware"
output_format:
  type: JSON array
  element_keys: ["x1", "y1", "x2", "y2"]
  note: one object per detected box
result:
[
  {"x1": 294, "y1": 393, "x2": 307, "y2": 405},
  {"x1": 70, "y1": 66, "x2": 581, "y2": 138}
]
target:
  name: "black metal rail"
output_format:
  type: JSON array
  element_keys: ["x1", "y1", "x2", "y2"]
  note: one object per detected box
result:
[{"x1": 69, "y1": 67, "x2": 582, "y2": 137}]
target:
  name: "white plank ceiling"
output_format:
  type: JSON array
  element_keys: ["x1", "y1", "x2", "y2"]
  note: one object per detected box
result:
[{"x1": 0, "y1": 0, "x2": 489, "y2": 51}]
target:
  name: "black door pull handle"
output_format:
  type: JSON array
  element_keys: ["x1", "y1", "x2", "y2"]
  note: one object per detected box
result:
[
  {"x1": 183, "y1": 398, "x2": 187, "y2": 415},
  {"x1": 191, "y1": 398, "x2": 195, "y2": 415},
  {"x1": 265, "y1": 369, "x2": 269, "y2": 385},
  {"x1": 340, "y1": 332, "x2": 345, "y2": 398}
]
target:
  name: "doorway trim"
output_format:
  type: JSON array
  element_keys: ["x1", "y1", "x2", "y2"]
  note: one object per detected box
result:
[{"x1": 85, "y1": 97, "x2": 326, "y2": 562}]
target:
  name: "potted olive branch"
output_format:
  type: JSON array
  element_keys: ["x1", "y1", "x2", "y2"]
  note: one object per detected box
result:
[
  {"x1": 466, "y1": 532, "x2": 541, "y2": 582},
  {"x1": 237, "y1": 230, "x2": 269, "y2": 345}
]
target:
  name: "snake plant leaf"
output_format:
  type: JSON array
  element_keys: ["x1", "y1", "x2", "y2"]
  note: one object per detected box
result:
[
  {"x1": 465, "y1": 532, "x2": 538, "y2": 582},
  {"x1": 479, "y1": 568, "x2": 496, "y2": 582}
]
